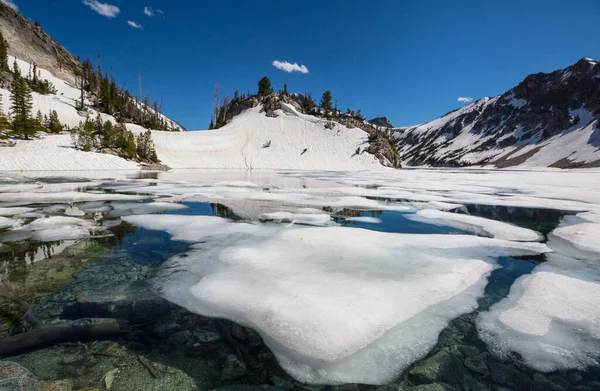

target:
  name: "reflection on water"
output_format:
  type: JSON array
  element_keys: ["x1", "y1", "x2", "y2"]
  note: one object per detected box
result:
[{"x1": 0, "y1": 171, "x2": 599, "y2": 391}]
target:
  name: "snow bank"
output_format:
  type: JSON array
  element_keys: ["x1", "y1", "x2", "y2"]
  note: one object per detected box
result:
[
  {"x1": 478, "y1": 265, "x2": 600, "y2": 372},
  {"x1": 408, "y1": 209, "x2": 542, "y2": 242},
  {"x1": 123, "y1": 214, "x2": 550, "y2": 384},
  {"x1": 0, "y1": 134, "x2": 140, "y2": 171},
  {"x1": 146, "y1": 105, "x2": 384, "y2": 170}
]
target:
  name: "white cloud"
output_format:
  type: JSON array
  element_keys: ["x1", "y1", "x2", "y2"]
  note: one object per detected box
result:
[
  {"x1": 127, "y1": 20, "x2": 143, "y2": 29},
  {"x1": 272, "y1": 60, "x2": 309, "y2": 74},
  {"x1": 0, "y1": 0, "x2": 18, "y2": 11},
  {"x1": 457, "y1": 97, "x2": 473, "y2": 103},
  {"x1": 82, "y1": 0, "x2": 120, "y2": 18},
  {"x1": 143, "y1": 6, "x2": 154, "y2": 16}
]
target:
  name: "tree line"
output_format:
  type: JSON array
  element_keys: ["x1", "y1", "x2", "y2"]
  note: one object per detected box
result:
[
  {"x1": 208, "y1": 75, "x2": 367, "y2": 129},
  {"x1": 75, "y1": 55, "x2": 177, "y2": 131},
  {"x1": 71, "y1": 115, "x2": 158, "y2": 163},
  {"x1": 0, "y1": 59, "x2": 64, "y2": 139}
]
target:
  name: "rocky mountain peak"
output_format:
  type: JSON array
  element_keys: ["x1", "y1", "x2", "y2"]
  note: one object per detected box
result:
[
  {"x1": 393, "y1": 58, "x2": 600, "y2": 168},
  {"x1": 368, "y1": 117, "x2": 394, "y2": 128}
]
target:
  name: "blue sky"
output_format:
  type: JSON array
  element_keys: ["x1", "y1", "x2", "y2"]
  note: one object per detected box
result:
[{"x1": 7, "y1": 0, "x2": 600, "y2": 130}]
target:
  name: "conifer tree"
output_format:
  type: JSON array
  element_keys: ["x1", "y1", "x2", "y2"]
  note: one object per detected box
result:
[
  {"x1": 320, "y1": 90, "x2": 332, "y2": 118},
  {"x1": 282, "y1": 84, "x2": 289, "y2": 97},
  {"x1": 10, "y1": 64, "x2": 35, "y2": 139},
  {"x1": 302, "y1": 93, "x2": 315, "y2": 114},
  {"x1": 0, "y1": 30, "x2": 8, "y2": 71},
  {"x1": 48, "y1": 110, "x2": 63, "y2": 133},
  {"x1": 125, "y1": 131, "x2": 137, "y2": 158},
  {"x1": 0, "y1": 95, "x2": 7, "y2": 130},
  {"x1": 258, "y1": 76, "x2": 272, "y2": 96}
]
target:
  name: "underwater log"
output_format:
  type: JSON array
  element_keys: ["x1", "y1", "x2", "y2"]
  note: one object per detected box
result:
[{"x1": 0, "y1": 318, "x2": 129, "y2": 356}]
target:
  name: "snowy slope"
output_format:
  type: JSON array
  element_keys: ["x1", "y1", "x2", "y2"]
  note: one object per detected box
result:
[
  {"x1": 141, "y1": 104, "x2": 382, "y2": 170},
  {"x1": 0, "y1": 56, "x2": 183, "y2": 131},
  {"x1": 394, "y1": 58, "x2": 600, "y2": 168},
  {"x1": 0, "y1": 56, "x2": 384, "y2": 171}
]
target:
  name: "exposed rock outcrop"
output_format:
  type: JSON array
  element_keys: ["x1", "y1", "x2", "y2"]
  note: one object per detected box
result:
[
  {"x1": 0, "y1": 3, "x2": 80, "y2": 85},
  {"x1": 393, "y1": 58, "x2": 600, "y2": 168},
  {"x1": 368, "y1": 117, "x2": 394, "y2": 128}
]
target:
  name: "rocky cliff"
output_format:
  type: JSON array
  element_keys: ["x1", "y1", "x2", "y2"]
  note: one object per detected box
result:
[{"x1": 0, "y1": 3, "x2": 79, "y2": 85}]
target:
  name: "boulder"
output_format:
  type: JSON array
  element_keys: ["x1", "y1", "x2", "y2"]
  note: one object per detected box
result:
[
  {"x1": 408, "y1": 349, "x2": 470, "y2": 386},
  {"x1": 0, "y1": 361, "x2": 38, "y2": 391},
  {"x1": 220, "y1": 354, "x2": 247, "y2": 382}
]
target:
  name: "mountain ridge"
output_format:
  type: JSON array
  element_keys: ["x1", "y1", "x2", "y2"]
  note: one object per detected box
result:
[{"x1": 391, "y1": 58, "x2": 600, "y2": 168}]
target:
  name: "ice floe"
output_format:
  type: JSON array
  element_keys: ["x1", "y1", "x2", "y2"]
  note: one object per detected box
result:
[
  {"x1": 478, "y1": 265, "x2": 600, "y2": 372},
  {"x1": 344, "y1": 216, "x2": 382, "y2": 224},
  {"x1": 1, "y1": 216, "x2": 105, "y2": 242},
  {"x1": 107, "y1": 201, "x2": 188, "y2": 217},
  {"x1": 0, "y1": 216, "x2": 18, "y2": 230},
  {"x1": 259, "y1": 211, "x2": 334, "y2": 226},
  {"x1": 407, "y1": 209, "x2": 543, "y2": 242},
  {"x1": 551, "y1": 220, "x2": 600, "y2": 255},
  {"x1": 123, "y1": 214, "x2": 550, "y2": 384},
  {"x1": 0, "y1": 207, "x2": 36, "y2": 217}
]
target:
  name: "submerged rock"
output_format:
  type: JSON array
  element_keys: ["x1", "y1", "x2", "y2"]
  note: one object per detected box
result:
[
  {"x1": 220, "y1": 354, "x2": 247, "y2": 382},
  {"x1": 0, "y1": 361, "x2": 38, "y2": 391},
  {"x1": 408, "y1": 349, "x2": 470, "y2": 386}
]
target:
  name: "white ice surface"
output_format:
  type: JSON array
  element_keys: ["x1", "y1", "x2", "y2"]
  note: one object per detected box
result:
[
  {"x1": 551, "y1": 220, "x2": 600, "y2": 254},
  {"x1": 0, "y1": 216, "x2": 18, "y2": 229},
  {"x1": 478, "y1": 265, "x2": 600, "y2": 372},
  {"x1": 123, "y1": 214, "x2": 550, "y2": 384},
  {"x1": 345, "y1": 216, "x2": 382, "y2": 224},
  {"x1": 408, "y1": 209, "x2": 542, "y2": 242},
  {"x1": 0, "y1": 207, "x2": 36, "y2": 216},
  {"x1": 259, "y1": 211, "x2": 334, "y2": 226}
]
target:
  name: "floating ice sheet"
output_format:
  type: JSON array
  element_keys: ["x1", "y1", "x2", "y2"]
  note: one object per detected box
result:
[
  {"x1": 0, "y1": 216, "x2": 18, "y2": 230},
  {"x1": 2, "y1": 216, "x2": 103, "y2": 242},
  {"x1": 0, "y1": 207, "x2": 36, "y2": 216},
  {"x1": 0, "y1": 191, "x2": 147, "y2": 203},
  {"x1": 478, "y1": 265, "x2": 600, "y2": 372},
  {"x1": 345, "y1": 216, "x2": 382, "y2": 224},
  {"x1": 124, "y1": 214, "x2": 551, "y2": 384},
  {"x1": 259, "y1": 211, "x2": 334, "y2": 226},
  {"x1": 407, "y1": 209, "x2": 542, "y2": 242},
  {"x1": 107, "y1": 201, "x2": 188, "y2": 217},
  {"x1": 551, "y1": 219, "x2": 600, "y2": 255}
]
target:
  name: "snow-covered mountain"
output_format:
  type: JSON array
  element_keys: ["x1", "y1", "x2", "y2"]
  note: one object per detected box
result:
[{"x1": 393, "y1": 58, "x2": 600, "y2": 168}]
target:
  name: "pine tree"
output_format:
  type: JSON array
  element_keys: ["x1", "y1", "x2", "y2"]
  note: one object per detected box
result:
[
  {"x1": 0, "y1": 95, "x2": 7, "y2": 130},
  {"x1": 320, "y1": 90, "x2": 332, "y2": 118},
  {"x1": 0, "y1": 30, "x2": 8, "y2": 71},
  {"x1": 48, "y1": 110, "x2": 63, "y2": 133},
  {"x1": 10, "y1": 67, "x2": 35, "y2": 139},
  {"x1": 125, "y1": 131, "x2": 136, "y2": 158},
  {"x1": 282, "y1": 84, "x2": 289, "y2": 97},
  {"x1": 258, "y1": 76, "x2": 272, "y2": 96},
  {"x1": 302, "y1": 92, "x2": 315, "y2": 114}
]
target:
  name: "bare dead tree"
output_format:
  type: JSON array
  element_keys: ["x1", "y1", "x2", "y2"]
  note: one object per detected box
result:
[
  {"x1": 222, "y1": 96, "x2": 230, "y2": 124},
  {"x1": 74, "y1": 65, "x2": 85, "y2": 110},
  {"x1": 138, "y1": 72, "x2": 142, "y2": 102},
  {"x1": 213, "y1": 84, "x2": 221, "y2": 124}
]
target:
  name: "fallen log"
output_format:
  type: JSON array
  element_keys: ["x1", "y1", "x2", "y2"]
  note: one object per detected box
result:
[{"x1": 0, "y1": 317, "x2": 129, "y2": 356}]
